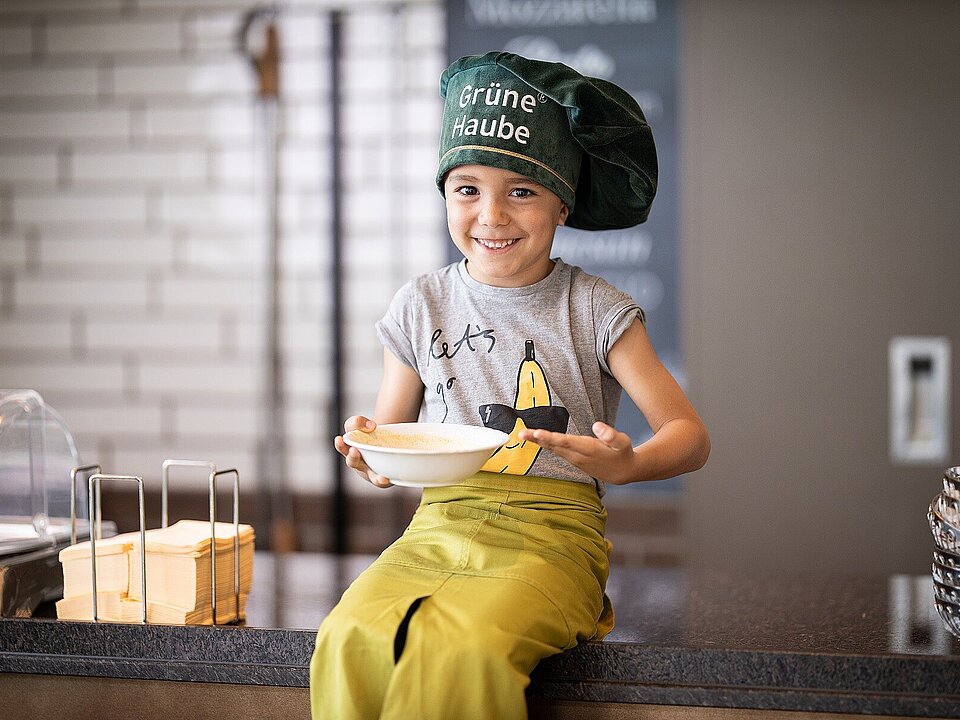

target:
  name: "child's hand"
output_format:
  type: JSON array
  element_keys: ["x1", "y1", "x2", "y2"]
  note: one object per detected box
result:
[
  {"x1": 518, "y1": 421, "x2": 637, "y2": 485},
  {"x1": 334, "y1": 416, "x2": 393, "y2": 488}
]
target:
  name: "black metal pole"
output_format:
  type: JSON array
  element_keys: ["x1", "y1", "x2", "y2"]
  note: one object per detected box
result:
[{"x1": 328, "y1": 10, "x2": 347, "y2": 555}]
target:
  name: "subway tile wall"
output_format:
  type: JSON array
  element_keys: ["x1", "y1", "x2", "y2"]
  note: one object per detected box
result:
[{"x1": 0, "y1": 0, "x2": 447, "y2": 498}]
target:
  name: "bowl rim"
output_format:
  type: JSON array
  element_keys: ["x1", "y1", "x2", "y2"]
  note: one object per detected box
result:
[
  {"x1": 933, "y1": 578, "x2": 960, "y2": 602},
  {"x1": 929, "y1": 523, "x2": 960, "y2": 553},
  {"x1": 930, "y1": 491, "x2": 960, "y2": 521},
  {"x1": 945, "y1": 468, "x2": 960, "y2": 494},
  {"x1": 935, "y1": 597, "x2": 960, "y2": 612},
  {"x1": 934, "y1": 549, "x2": 960, "y2": 570},
  {"x1": 937, "y1": 490, "x2": 960, "y2": 516},
  {"x1": 933, "y1": 558, "x2": 960, "y2": 578},
  {"x1": 930, "y1": 508, "x2": 960, "y2": 537},
  {"x1": 343, "y1": 422, "x2": 508, "y2": 456}
]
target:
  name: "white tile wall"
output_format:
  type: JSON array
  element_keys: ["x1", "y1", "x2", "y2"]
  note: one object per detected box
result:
[
  {"x1": 14, "y1": 276, "x2": 151, "y2": 308},
  {"x1": 39, "y1": 233, "x2": 175, "y2": 267},
  {"x1": 0, "y1": 67, "x2": 100, "y2": 97},
  {"x1": 0, "y1": 0, "x2": 446, "y2": 499},
  {"x1": 72, "y1": 149, "x2": 209, "y2": 183},
  {"x1": 45, "y1": 21, "x2": 185, "y2": 55},
  {"x1": 0, "y1": 107, "x2": 132, "y2": 140},
  {"x1": 0, "y1": 152, "x2": 60, "y2": 183},
  {"x1": 0, "y1": 318, "x2": 73, "y2": 348},
  {"x1": 14, "y1": 191, "x2": 150, "y2": 225},
  {"x1": 0, "y1": 26, "x2": 32, "y2": 56}
]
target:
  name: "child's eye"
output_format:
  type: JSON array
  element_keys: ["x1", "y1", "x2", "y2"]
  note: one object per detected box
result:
[
  {"x1": 510, "y1": 187, "x2": 535, "y2": 198},
  {"x1": 454, "y1": 185, "x2": 479, "y2": 196}
]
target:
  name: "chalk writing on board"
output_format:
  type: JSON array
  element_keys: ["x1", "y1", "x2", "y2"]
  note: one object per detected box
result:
[
  {"x1": 553, "y1": 230, "x2": 653, "y2": 266},
  {"x1": 464, "y1": 0, "x2": 658, "y2": 27}
]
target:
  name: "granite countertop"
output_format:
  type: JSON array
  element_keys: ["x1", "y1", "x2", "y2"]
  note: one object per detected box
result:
[{"x1": 1, "y1": 552, "x2": 959, "y2": 717}]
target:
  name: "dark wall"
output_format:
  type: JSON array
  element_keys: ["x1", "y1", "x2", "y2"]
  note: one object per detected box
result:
[{"x1": 680, "y1": 0, "x2": 960, "y2": 574}]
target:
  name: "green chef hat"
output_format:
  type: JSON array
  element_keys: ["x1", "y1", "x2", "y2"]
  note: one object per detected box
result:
[{"x1": 437, "y1": 51, "x2": 658, "y2": 231}]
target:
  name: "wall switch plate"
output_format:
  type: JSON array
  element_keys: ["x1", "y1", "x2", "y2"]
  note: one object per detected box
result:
[{"x1": 889, "y1": 336, "x2": 951, "y2": 464}]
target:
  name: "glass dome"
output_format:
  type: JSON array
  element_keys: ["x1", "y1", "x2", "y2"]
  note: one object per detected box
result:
[{"x1": 0, "y1": 389, "x2": 83, "y2": 555}]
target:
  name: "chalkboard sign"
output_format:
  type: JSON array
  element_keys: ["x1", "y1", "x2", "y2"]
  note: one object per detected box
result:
[{"x1": 445, "y1": 0, "x2": 681, "y2": 490}]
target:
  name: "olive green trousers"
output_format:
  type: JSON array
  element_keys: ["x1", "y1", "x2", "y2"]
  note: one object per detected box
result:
[{"x1": 309, "y1": 472, "x2": 613, "y2": 720}]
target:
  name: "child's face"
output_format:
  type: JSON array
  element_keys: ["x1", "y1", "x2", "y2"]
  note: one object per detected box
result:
[{"x1": 444, "y1": 164, "x2": 569, "y2": 288}]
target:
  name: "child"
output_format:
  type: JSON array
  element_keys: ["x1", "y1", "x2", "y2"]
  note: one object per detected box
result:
[{"x1": 311, "y1": 51, "x2": 709, "y2": 720}]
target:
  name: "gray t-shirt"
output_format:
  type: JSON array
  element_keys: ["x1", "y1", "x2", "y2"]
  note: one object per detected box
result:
[{"x1": 375, "y1": 258, "x2": 643, "y2": 490}]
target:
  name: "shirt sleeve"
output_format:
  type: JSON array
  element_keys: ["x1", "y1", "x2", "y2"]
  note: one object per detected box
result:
[
  {"x1": 592, "y1": 276, "x2": 644, "y2": 376},
  {"x1": 375, "y1": 281, "x2": 419, "y2": 372}
]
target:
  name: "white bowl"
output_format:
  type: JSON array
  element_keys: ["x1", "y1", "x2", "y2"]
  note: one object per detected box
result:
[{"x1": 342, "y1": 422, "x2": 508, "y2": 488}]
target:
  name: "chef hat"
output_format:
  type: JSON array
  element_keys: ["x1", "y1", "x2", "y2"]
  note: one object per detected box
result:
[{"x1": 437, "y1": 51, "x2": 658, "y2": 231}]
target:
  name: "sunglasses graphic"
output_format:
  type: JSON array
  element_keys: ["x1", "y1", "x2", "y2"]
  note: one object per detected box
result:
[{"x1": 479, "y1": 403, "x2": 570, "y2": 436}]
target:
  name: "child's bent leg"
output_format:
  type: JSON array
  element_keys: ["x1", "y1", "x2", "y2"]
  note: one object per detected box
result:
[
  {"x1": 310, "y1": 601, "x2": 397, "y2": 719},
  {"x1": 310, "y1": 563, "x2": 446, "y2": 720},
  {"x1": 379, "y1": 574, "x2": 577, "y2": 720}
]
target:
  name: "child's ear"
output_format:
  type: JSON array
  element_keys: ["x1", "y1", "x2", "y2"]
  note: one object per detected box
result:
[{"x1": 558, "y1": 205, "x2": 569, "y2": 226}]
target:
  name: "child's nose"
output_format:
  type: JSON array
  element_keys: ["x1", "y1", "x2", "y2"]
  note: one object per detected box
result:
[{"x1": 478, "y1": 197, "x2": 508, "y2": 226}]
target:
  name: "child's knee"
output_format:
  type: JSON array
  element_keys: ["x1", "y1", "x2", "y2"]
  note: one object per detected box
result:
[{"x1": 318, "y1": 604, "x2": 390, "y2": 656}]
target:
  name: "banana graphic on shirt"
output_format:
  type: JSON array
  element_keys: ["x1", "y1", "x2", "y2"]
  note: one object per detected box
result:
[{"x1": 481, "y1": 340, "x2": 548, "y2": 475}]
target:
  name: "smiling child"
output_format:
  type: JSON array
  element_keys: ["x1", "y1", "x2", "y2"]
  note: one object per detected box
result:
[{"x1": 311, "y1": 51, "x2": 710, "y2": 720}]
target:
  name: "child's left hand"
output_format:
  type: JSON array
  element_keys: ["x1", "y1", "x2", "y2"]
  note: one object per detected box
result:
[
  {"x1": 526, "y1": 318, "x2": 709, "y2": 486},
  {"x1": 518, "y1": 421, "x2": 636, "y2": 485}
]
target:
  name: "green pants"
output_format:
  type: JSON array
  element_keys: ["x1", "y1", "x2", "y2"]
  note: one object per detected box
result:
[{"x1": 309, "y1": 472, "x2": 613, "y2": 720}]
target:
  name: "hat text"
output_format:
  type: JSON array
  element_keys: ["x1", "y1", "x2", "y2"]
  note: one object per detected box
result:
[{"x1": 458, "y1": 82, "x2": 538, "y2": 113}]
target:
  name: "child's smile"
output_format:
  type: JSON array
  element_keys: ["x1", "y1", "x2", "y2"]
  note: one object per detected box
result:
[
  {"x1": 474, "y1": 236, "x2": 518, "y2": 250},
  {"x1": 444, "y1": 164, "x2": 568, "y2": 288}
]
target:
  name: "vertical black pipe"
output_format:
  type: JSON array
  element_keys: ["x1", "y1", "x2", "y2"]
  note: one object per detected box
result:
[{"x1": 328, "y1": 10, "x2": 347, "y2": 555}]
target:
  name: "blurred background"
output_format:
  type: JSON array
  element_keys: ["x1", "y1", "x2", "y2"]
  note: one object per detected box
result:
[{"x1": 1, "y1": 0, "x2": 957, "y2": 577}]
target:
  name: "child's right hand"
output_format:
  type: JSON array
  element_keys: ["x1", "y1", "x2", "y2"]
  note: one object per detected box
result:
[{"x1": 334, "y1": 416, "x2": 393, "y2": 488}]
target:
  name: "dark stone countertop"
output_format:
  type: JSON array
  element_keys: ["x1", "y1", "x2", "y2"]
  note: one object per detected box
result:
[{"x1": 1, "y1": 552, "x2": 959, "y2": 717}]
